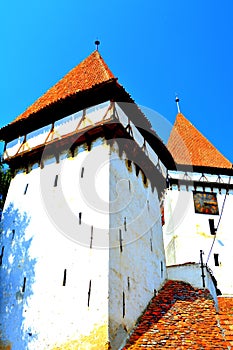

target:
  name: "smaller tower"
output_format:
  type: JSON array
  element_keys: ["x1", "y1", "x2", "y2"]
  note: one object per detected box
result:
[{"x1": 164, "y1": 111, "x2": 233, "y2": 294}]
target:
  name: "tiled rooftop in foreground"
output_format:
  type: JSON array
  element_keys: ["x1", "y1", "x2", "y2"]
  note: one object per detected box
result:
[{"x1": 123, "y1": 280, "x2": 232, "y2": 349}]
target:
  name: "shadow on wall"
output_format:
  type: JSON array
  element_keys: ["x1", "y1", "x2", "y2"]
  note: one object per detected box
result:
[{"x1": 0, "y1": 203, "x2": 36, "y2": 350}]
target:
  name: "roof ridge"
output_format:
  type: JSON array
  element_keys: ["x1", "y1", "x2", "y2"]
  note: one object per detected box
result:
[{"x1": 94, "y1": 50, "x2": 115, "y2": 81}]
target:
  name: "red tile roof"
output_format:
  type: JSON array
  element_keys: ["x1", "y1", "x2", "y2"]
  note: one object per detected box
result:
[
  {"x1": 0, "y1": 50, "x2": 158, "y2": 146},
  {"x1": 14, "y1": 50, "x2": 115, "y2": 123},
  {"x1": 0, "y1": 50, "x2": 177, "y2": 169},
  {"x1": 123, "y1": 280, "x2": 229, "y2": 349},
  {"x1": 167, "y1": 113, "x2": 232, "y2": 170},
  {"x1": 218, "y1": 297, "x2": 233, "y2": 348}
]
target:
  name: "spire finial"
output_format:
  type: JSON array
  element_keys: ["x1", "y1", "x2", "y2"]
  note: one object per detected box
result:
[
  {"x1": 95, "y1": 40, "x2": 100, "y2": 51},
  {"x1": 175, "y1": 95, "x2": 181, "y2": 113}
]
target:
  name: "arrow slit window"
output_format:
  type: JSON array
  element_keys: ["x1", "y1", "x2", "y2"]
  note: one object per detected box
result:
[{"x1": 193, "y1": 191, "x2": 219, "y2": 215}]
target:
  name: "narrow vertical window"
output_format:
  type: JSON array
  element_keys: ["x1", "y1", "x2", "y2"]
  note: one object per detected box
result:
[
  {"x1": 63, "y1": 269, "x2": 67, "y2": 286},
  {"x1": 22, "y1": 277, "x2": 26, "y2": 293},
  {"x1": 161, "y1": 261, "x2": 164, "y2": 278},
  {"x1": 119, "y1": 229, "x2": 123, "y2": 253},
  {"x1": 81, "y1": 167, "x2": 84, "y2": 178},
  {"x1": 24, "y1": 184, "x2": 29, "y2": 195},
  {"x1": 214, "y1": 253, "x2": 219, "y2": 266},
  {"x1": 54, "y1": 175, "x2": 58, "y2": 187},
  {"x1": 209, "y1": 219, "x2": 216, "y2": 235},
  {"x1": 123, "y1": 291, "x2": 125, "y2": 318},
  {"x1": 150, "y1": 238, "x2": 153, "y2": 252},
  {"x1": 90, "y1": 226, "x2": 93, "y2": 249},
  {"x1": 127, "y1": 277, "x2": 130, "y2": 291},
  {"x1": 88, "y1": 280, "x2": 92, "y2": 307},
  {"x1": 0, "y1": 246, "x2": 4, "y2": 266},
  {"x1": 124, "y1": 217, "x2": 127, "y2": 231},
  {"x1": 79, "y1": 212, "x2": 82, "y2": 225}
]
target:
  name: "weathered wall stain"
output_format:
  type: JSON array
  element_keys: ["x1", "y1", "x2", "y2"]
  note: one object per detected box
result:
[{"x1": 52, "y1": 324, "x2": 109, "y2": 350}]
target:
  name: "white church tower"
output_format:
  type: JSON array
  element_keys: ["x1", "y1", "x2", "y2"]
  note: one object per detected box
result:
[
  {"x1": 0, "y1": 49, "x2": 174, "y2": 349},
  {"x1": 163, "y1": 109, "x2": 233, "y2": 295}
]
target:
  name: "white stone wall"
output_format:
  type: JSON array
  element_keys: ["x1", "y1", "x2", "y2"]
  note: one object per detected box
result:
[
  {"x1": 1, "y1": 140, "x2": 110, "y2": 350},
  {"x1": 167, "y1": 263, "x2": 218, "y2": 308},
  {"x1": 1, "y1": 100, "x2": 169, "y2": 349},
  {"x1": 163, "y1": 188, "x2": 233, "y2": 295},
  {"x1": 109, "y1": 141, "x2": 167, "y2": 349}
]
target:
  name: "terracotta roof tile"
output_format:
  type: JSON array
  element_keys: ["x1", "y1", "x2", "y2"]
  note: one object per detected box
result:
[
  {"x1": 0, "y1": 50, "x2": 158, "y2": 143},
  {"x1": 123, "y1": 280, "x2": 229, "y2": 349},
  {"x1": 13, "y1": 50, "x2": 115, "y2": 123},
  {"x1": 218, "y1": 297, "x2": 233, "y2": 348},
  {"x1": 167, "y1": 113, "x2": 232, "y2": 170}
]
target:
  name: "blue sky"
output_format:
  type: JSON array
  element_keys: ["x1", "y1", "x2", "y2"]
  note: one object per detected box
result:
[{"x1": 0, "y1": 0, "x2": 232, "y2": 162}]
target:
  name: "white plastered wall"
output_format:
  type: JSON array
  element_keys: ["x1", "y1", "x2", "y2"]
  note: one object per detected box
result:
[
  {"x1": 109, "y1": 141, "x2": 167, "y2": 349},
  {"x1": 167, "y1": 263, "x2": 218, "y2": 307},
  {"x1": 2, "y1": 140, "x2": 110, "y2": 350},
  {"x1": 1, "y1": 100, "x2": 169, "y2": 349},
  {"x1": 163, "y1": 188, "x2": 233, "y2": 295}
]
